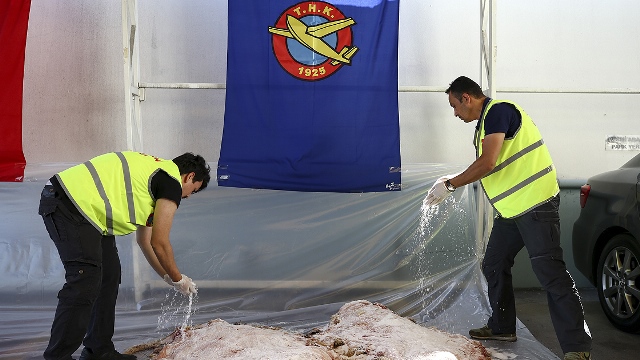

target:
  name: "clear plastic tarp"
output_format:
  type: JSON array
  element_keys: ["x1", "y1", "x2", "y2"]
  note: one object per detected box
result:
[{"x1": 0, "y1": 164, "x2": 558, "y2": 359}]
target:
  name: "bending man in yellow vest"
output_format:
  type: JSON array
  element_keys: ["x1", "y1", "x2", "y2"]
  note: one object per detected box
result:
[
  {"x1": 426, "y1": 76, "x2": 592, "y2": 360},
  {"x1": 38, "y1": 151, "x2": 211, "y2": 360}
]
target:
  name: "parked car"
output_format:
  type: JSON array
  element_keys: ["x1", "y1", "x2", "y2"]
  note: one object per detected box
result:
[{"x1": 572, "y1": 152, "x2": 640, "y2": 333}]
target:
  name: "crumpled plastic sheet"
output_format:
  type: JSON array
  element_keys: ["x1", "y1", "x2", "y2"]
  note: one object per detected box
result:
[{"x1": 0, "y1": 164, "x2": 558, "y2": 359}]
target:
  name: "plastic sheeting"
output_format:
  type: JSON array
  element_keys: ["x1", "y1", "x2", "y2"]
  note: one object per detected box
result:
[{"x1": 0, "y1": 164, "x2": 558, "y2": 359}]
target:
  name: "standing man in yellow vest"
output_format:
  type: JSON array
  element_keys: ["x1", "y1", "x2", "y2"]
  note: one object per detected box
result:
[
  {"x1": 38, "y1": 151, "x2": 211, "y2": 360},
  {"x1": 426, "y1": 76, "x2": 592, "y2": 360}
]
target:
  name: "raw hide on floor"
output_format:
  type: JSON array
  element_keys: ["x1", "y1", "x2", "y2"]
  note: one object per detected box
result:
[{"x1": 129, "y1": 300, "x2": 490, "y2": 360}]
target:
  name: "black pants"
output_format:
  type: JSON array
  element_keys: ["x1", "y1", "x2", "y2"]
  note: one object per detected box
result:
[
  {"x1": 39, "y1": 185, "x2": 121, "y2": 360},
  {"x1": 482, "y1": 196, "x2": 592, "y2": 353}
]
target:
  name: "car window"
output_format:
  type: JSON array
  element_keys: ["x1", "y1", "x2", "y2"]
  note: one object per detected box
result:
[{"x1": 621, "y1": 153, "x2": 640, "y2": 168}]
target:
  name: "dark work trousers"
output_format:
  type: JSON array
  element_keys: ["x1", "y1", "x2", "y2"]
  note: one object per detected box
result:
[
  {"x1": 39, "y1": 185, "x2": 121, "y2": 360},
  {"x1": 482, "y1": 195, "x2": 592, "y2": 354}
]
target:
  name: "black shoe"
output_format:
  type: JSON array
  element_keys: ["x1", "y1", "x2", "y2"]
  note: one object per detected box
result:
[
  {"x1": 564, "y1": 352, "x2": 591, "y2": 360},
  {"x1": 79, "y1": 348, "x2": 137, "y2": 360},
  {"x1": 469, "y1": 325, "x2": 517, "y2": 342}
]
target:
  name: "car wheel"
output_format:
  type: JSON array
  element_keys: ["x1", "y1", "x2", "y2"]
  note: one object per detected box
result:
[{"x1": 596, "y1": 233, "x2": 640, "y2": 332}]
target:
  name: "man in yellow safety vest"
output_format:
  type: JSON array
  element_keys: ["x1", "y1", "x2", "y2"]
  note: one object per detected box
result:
[
  {"x1": 39, "y1": 151, "x2": 210, "y2": 360},
  {"x1": 426, "y1": 76, "x2": 592, "y2": 360}
]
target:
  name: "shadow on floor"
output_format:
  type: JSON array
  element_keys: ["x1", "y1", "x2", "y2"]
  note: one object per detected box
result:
[{"x1": 515, "y1": 287, "x2": 638, "y2": 360}]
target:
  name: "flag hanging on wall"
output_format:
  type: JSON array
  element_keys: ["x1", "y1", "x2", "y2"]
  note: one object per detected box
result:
[
  {"x1": 0, "y1": 0, "x2": 30, "y2": 182},
  {"x1": 218, "y1": 0, "x2": 401, "y2": 192}
]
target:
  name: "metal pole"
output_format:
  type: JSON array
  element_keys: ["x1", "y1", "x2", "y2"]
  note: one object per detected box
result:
[
  {"x1": 488, "y1": 0, "x2": 497, "y2": 99},
  {"x1": 477, "y1": 0, "x2": 497, "y2": 258},
  {"x1": 122, "y1": 0, "x2": 143, "y2": 152},
  {"x1": 122, "y1": 0, "x2": 134, "y2": 150},
  {"x1": 130, "y1": 0, "x2": 143, "y2": 152},
  {"x1": 122, "y1": 0, "x2": 146, "y2": 305},
  {"x1": 136, "y1": 84, "x2": 640, "y2": 95}
]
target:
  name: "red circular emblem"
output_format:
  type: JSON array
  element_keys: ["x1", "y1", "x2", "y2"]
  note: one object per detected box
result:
[{"x1": 270, "y1": 1, "x2": 356, "y2": 81}]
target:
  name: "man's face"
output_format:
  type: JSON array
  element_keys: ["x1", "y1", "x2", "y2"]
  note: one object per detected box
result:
[
  {"x1": 181, "y1": 172, "x2": 203, "y2": 198},
  {"x1": 448, "y1": 92, "x2": 476, "y2": 123}
]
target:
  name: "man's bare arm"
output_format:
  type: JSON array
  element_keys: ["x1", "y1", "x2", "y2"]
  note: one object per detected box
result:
[
  {"x1": 449, "y1": 132, "x2": 505, "y2": 188},
  {"x1": 136, "y1": 225, "x2": 167, "y2": 278},
  {"x1": 142, "y1": 198, "x2": 182, "y2": 282}
]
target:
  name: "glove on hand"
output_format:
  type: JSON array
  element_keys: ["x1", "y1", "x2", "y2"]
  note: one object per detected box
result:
[
  {"x1": 425, "y1": 175, "x2": 455, "y2": 206},
  {"x1": 164, "y1": 274, "x2": 197, "y2": 296},
  {"x1": 163, "y1": 274, "x2": 173, "y2": 286}
]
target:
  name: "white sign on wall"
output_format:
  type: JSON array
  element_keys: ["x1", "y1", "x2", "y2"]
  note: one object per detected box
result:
[{"x1": 605, "y1": 135, "x2": 640, "y2": 151}]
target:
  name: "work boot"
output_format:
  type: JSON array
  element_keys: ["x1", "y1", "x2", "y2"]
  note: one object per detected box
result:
[
  {"x1": 564, "y1": 352, "x2": 591, "y2": 360},
  {"x1": 469, "y1": 325, "x2": 517, "y2": 342},
  {"x1": 79, "y1": 348, "x2": 137, "y2": 360}
]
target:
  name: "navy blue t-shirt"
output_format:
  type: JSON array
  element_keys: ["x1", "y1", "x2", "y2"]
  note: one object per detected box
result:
[
  {"x1": 146, "y1": 170, "x2": 182, "y2": 226},
  {"x1": 150, "y1": 170, "x2": 182, "y2": 207},
  {"x1": 477, "y1": 98, "x2": 522, "y2": 139}
]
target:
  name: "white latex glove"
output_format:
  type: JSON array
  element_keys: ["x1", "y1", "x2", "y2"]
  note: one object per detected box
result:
[
  {"x1": 164, "y1": 274, "x2": 197, "y2": 296},
  {"x1": 163, "y1": 274, "x2": 173, "y2": 286},
  {"x1": 425, "y1": 176, "x2": 454, "y2": 206}
]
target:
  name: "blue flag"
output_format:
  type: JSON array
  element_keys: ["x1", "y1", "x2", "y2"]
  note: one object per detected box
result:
[{"x1": 218, "y1": 0, "x2": 401, "y2": 192}]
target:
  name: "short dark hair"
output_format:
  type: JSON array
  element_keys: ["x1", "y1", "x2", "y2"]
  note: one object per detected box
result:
[
  {"x1": 445, "y1": 76, "x2": 485, "y2": 101},
  {"x1": 172, "y1": 152, "x2": 211, "y2": 191}
]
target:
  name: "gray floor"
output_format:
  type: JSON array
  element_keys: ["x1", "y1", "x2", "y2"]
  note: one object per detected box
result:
[{"x1": 515, "y1": 288, "x2": 638, "y2": 360}]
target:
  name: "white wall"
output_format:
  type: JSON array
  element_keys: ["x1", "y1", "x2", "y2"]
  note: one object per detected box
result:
[
  {"x1": 495, "y1": 0, "x2": 640, "y2": 181},
  {"x1": 23, "y1": 1, "x2": 126, "y2": 161},
  {"x1": 22, "y1": 0, "x2": 640, "y2": 181}
]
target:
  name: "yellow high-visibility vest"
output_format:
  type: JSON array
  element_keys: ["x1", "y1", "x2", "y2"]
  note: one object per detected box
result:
[
  {"x1": 56, "y1": 152, "x2": 182, "y2": 235},
  {"x1": 475, "y1": 100, "x2": 559, "y2": 218}
]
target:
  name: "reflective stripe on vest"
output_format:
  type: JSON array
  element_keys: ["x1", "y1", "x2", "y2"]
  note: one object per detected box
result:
[
  {"x1": 475, "y1": 100, "x2": 559, "y2": 218},
  {"x1": 56, "y1": 152, "x2": 181, "y2": 235}
]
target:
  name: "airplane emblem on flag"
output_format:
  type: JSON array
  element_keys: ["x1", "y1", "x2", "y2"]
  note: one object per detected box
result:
[{"x1": 269, "y1": 1, "x2": 358, "y2": 81}]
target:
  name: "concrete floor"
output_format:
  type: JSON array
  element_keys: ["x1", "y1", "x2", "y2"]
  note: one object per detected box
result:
[{"x1": 515, "y1": 288, "x2": 638, "y2": 360}]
